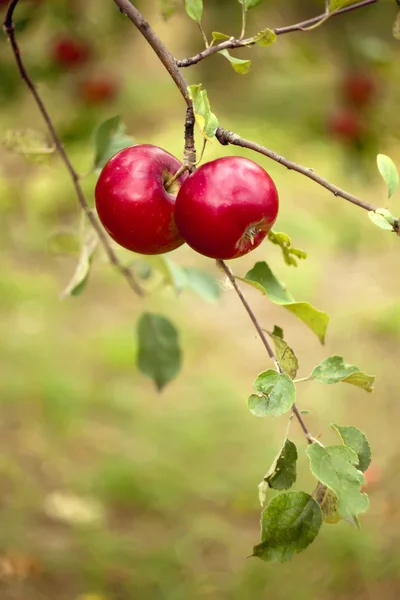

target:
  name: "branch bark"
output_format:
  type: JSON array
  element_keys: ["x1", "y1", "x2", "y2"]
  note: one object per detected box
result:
[
  {"x1": 216, "y1": 128, "x2": 377, "y2": 213},
  {"x1": 3, "y1": 0, "x2": 143, "y2": 296},
  {"x1": 177, "y1": 0, "x2": 379, "y2": 68}
]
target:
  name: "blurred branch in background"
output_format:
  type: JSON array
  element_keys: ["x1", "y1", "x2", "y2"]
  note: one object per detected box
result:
[{"x1": 2, "y1": 0, "x2": 144, "y2": 296}]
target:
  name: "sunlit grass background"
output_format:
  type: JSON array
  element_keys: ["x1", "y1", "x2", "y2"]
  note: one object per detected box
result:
[{"x1": 1, "y1": 0, "x2": 400, "y2": 598}]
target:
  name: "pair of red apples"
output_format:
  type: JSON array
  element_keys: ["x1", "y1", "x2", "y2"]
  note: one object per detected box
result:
[{"x1": 95, "y1": 144, "x2": 279, "y2": 260}]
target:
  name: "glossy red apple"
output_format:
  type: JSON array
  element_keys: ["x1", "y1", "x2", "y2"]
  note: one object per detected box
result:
[
  {"x1": 95, "y1": 144, "x2": 187, "y2": 255},
  {"x1": 80, "y1": 77, "x2": 118, "y2": 105},
  {"x1": 328, "y1": 109, "x2": 363, "y2": 143},
  {"x1": 174, "y1": 156, "x2": 279, "y2": 260},
  {"x1": 342, "y1": 71, "x2": 376, "y2": 107},
  {"x1": 51, "y1": 37, "x2": 90, "y2": 70}
]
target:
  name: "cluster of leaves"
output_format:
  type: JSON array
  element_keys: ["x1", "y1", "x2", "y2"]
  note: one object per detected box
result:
[{"x1": 251, "y1": 351, "x2": 373, "y2": 561}]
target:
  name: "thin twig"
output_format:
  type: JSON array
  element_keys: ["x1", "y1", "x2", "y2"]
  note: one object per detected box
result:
[
  {"x1": 3, "y1": 0, "x2": 143, "y2": 296},
  {"x1": 177, "y1": 0, "x2": 379, "y2": 67},
  {"x1": 216, "y1": 128, "x2": 377, "y2": 213},
  {"x1": 217, "y1": 260, "x2": 313, "y2": 443},
  {"x1": 197, "y1": 21, "x2": 209, "y2": 48}
]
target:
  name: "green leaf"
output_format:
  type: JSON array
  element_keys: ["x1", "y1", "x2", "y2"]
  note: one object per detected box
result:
[
  {"x1": 272, "y1": 325, "x2": 284, "y2": 339},
  {"x1": 187, "y1": 84, "x2": 219, "y2": 140},
  {"x1": 269, "y1": 332, "x2": 298, "y2": 379},
  {"x1": 2, "y1": 129, "x2": 55, "y2": 163},
  {"x1": 248, "y1": 370, "x2": 296, "y2": 417},
  {"x1": 311, "y1": 355, "x2": 359, "y2": 384},
  {"x1": 329, "y1": 0, "x2": 359, "y2": 11},
  {"x1": 264, "y1": 439, "x2": 298, "y2": 491},
  {"x1": 183, "y1": 267, "x2": 221, "y2": 302},
  {"x1": 252, "y1": 492, "x2": 322, "y2": 562},
  {"x1": 48, "y1": 231, "x2": 80, "y2": 256},
  {"x1": 93, "y1": 116, "x2": 134, "y2": 171},
  {"x1": 143, "y1": 257, "x2": 221, "y2": 302},
  {"x1": 311, "y1": 355, "x2": 375, "y2": 392},
  {"x1": 331, "y1": 424, "x2": 371, "y2": 472},
  {"x1": 342, "y1": 371, "x2": 375, "y2": 393},
  {"x1": 306, "y1": 443, "x2": 369, "y2": 526},
  {"x1": 211, "y1": 31, "x2": 231, "y2": 44},
  {"x1": 184, "y1": 0, "x2": 203, "y2": 21},
  {"x1": 394, "y1": 12, "x2": 400, "y2": 40},
  {"x1": 145, "y1": 255, "x2": 187, "y2": 294},
  {"x1": 238, "y1": 0, "x2": 266, "y2": 9},
  {"x1": 377, "y1": 154, "x2": 399, "y2": 199},
  {"x1": 314, "y1": 482, "x2": 341, "y2": 524},
  {"x1": 137, "y1": 313, "x2": 181, "y2": 391},
  {"x1": 241, "y1": 262, "x2": 329, "y2": 344},
  {"x1": 218, "y1": 49, "x2": 251, "y2": 75},
  {"x1": 268, "y1": 230, "x2": 307, "y2": 267},
  {"x1": 252, "y1": 28, "x2": 277, "y2": 47},
  {"x1": 368, "y1": 210, "x2": 395, "y2": 231},
  {"x1": 61, "y1": 233, "x2": 98, "y2": 299}
]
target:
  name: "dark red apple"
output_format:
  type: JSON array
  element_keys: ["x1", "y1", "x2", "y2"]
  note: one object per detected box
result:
[
  {"x1": 80, "y1": 77, "x2": 118, "y2": 105},
  {"x1": 328, "y1": 109, "x2": 363, "y2": 143},
  {"x1": 51, "y1": 37, "x2": 90, "y2": 70},
  {"x1": 95, "y1": 144, "x2": 187, "y2": 255},
  {"x1": 174, "y1": 156, "x2": 279, "y2": 260},
  {"x1": 342, "y1": 71, "x2": 376, "y2": 107}
]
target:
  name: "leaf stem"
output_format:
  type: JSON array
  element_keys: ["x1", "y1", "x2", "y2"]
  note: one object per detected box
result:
[
  {"x1": 294, "y1": 377, "x2": 313, "y2": 384},
  {"x1": 239, "y1": 2, "x2": 247, "y2": 40},
  {"x1": 197, "y1": 21, "x2": 209, "y2": 48},
  {"x1": 217, "y1": 260, "x2": 313, "y2": 444}
]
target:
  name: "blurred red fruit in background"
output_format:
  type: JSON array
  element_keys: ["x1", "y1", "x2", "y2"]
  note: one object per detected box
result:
[
  {"x1": 342, "y1": 71, "x2": 376, "y2": 107},
  {"x1": 80, "y1": 77, "x2": 118, "y2": 105},
  {"x1": 51, "y1": 37, "x2": 90, "y2": 70},
  {"x1": 328, "y1": 109, "x2": 363, "y2": 143}
]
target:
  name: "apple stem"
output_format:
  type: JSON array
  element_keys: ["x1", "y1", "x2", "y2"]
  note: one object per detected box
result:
[{"x1": 164, "y1": 165, "x2": 189, "y2": 191}]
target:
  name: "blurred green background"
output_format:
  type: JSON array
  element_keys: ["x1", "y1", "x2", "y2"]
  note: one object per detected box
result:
[{"x1": 1, "y1": 0, "x2": 400, "y2": 598}]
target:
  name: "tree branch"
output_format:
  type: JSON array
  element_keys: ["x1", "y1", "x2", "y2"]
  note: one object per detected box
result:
[
  {"x1": 112, "y1": 2, "x2": 380, "y2": 216},
  {"x1": 177, "y1": 0, "x2": 379, "y2": 68},
  {"x1": 216, "y1": 128, "x2": 377, "y2": 213},
  {"x1": 3, "y1": 0, "x2": 144, "y2": 296},
  {"x1": 217, "y1": 260, "x2": 313, "y2": 443}
]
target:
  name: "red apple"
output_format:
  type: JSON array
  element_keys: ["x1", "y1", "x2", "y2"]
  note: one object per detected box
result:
[
  {"x1": 174, "y1": 156, "x2": 279, "y2": 260},
  {"x1": 80, "y1": 77, "x2": 118, "y2": 105},
  {"x1": 51, "y1": 37, "x2": 90, "y2": 70},
  {"x1": 328, "y1": 109, "x2": 363, "y2": 143},
  {"x1": 95, "y1": 144, "x2": 187, "y2": 255},
  {"x1": 342, "y1": 71, "x2": 376, "y2": 107}
]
